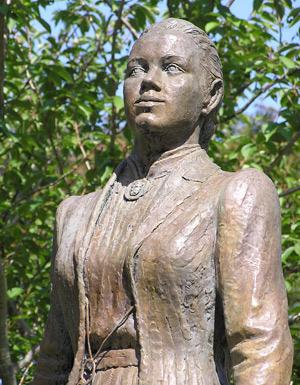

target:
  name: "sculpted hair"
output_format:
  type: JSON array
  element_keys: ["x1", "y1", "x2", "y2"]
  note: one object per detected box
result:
[{"x1": 140, "y1": 18, "x2": 224, "y2": 150}]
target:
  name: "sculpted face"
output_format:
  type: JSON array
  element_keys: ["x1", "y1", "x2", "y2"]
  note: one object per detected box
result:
[{"x1": 124, "y1": 30, "x2": 210, "y2": 138}]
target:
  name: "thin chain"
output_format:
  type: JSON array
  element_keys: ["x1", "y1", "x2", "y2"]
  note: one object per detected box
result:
[
  {"x1": 92, "y1": 305, "x2": 134, "y2": 363},
  {"x1": 78, "y1": 301, "x2": 134, "y2": 385},
  {"x1": 78, "y1": 171, "x2": 135, "y2": 385}
]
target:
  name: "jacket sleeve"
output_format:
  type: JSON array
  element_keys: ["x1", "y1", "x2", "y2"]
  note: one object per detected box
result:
[
  {"x1": 216, "y1": 169, "x2": 293, "y2": 385},
  {"x1": 32, "y1": 198, "x2": 77, "y2": 385}
]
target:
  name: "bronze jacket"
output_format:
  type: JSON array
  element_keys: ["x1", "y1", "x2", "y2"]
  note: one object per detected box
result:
[{"x1": 33, "y1": 147, "x2": 293, "y2": 385}]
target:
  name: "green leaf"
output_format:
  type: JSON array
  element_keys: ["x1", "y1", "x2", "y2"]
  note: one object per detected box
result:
[
  {"x1": 287, "y1": 7, "x2": 300, "y2": 27},
  {"x1": 205, "y1": 22, "x2": 219, "y2": 33},
  {"x1": 53, "y1": 66, "x2": 73, "y2": 83},
  {"x1": 253, "y1": 0, "x2": 263, "y2": 12},
  {"x1": 7, "y1": 287, "x2": 23, "y2": 299},
  {"x1": 100, "y1": 165, "x2": 113, "y2": 184},
  {"x1": 279, "y1": 56, "x2": 297, "y2": 69},
  {"x1": 113, "y1": 96, "x2": 124, "y2": 112},
  {"x1": 284, "y1": 0, "x2": 292, "y2": 8},
  {"x1": 285, "y1": 279, "x2": 292, "y2": 292},
  {"x1": 274, "y1": 0, "x2": 285, "y2": 20},
  {"x1": 282, "y1": 246, "x2": 294, "y2": 263},
  {"x1": 37, "y1": 16, "x2": 52, "y2": 33},
  {"x1": 295, "y1": 243, "x2": 300, "y2": 256},
  {"x1": 241, "y1": 144, "x2": 256, "y2": 160},
  {"x1": 77, "y1": 104, "x2": 92, "y2": 119}
]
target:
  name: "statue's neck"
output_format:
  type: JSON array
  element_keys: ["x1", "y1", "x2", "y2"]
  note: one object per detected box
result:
[{"x1": 132, "y1": 124, "x2": 201, "y2": 174}]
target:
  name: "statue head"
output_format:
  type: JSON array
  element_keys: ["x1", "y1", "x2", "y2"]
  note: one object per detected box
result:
[{"x1": 124, "y1": 18, "x2": 223, "y2": 150}]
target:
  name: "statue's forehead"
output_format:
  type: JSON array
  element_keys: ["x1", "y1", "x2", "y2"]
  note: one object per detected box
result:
[{"x1": 129, "y1": 30, "x2": 197, "y2": 60}]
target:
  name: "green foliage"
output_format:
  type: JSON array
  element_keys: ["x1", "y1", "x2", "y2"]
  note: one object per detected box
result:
[{"x1": 1, "y1": 0, "x2": 299, "y2": 383}]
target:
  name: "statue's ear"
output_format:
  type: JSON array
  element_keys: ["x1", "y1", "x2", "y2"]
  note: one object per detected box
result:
[{"x1": 201, "y1": 79, "x2": 223, "y2": 116}]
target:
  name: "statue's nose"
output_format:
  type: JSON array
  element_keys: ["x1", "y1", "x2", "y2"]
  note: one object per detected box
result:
[{"x1": 140, "y1": 68, "x2": 162, "y2": 93}]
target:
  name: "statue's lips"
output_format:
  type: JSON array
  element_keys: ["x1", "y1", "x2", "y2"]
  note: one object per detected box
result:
[{"x1": 134, "y1": 97, "x2": 165, "y2": 107}]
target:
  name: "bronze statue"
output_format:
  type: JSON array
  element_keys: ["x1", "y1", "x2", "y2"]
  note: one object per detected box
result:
[{"x1": 33, "y1": 18, "x2": 293, "y2": 385}]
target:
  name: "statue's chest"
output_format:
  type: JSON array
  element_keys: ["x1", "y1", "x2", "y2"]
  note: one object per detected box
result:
[
  {"x1": 124, "y1": 184, "x2": 219, "y2": 344},
  {"x1": 128, "y1": 190, "x2": 218, "y2": 291}
]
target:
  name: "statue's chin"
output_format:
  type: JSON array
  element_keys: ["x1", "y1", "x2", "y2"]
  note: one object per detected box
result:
[{"x1": 135, "y1": 114, "x2": 163, "y2": 135}]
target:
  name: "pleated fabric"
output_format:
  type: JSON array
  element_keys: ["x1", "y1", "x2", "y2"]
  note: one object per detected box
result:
[{"x1": 92, "y1": 367, "x2": 138, "y2": 385}]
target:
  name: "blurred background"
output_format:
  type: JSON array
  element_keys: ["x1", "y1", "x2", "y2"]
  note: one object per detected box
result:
[{"x1": 0, "y1": 0, "x2": 299, "y2": 383}]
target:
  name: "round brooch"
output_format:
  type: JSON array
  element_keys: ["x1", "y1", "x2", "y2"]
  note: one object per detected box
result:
[{"x1": 124, "y1": 178, "x2": 151, "y2": 201}]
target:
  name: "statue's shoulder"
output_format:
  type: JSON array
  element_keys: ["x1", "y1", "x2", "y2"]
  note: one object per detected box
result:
[
  {"x1": 221, "y1": 167, "x2": 276, "y2": 192},
  {"x1": 57, "y1": 190, "x2": 101, "y2": 219},
  {"x1": 55, "y1": 190, "x2": 102, "y2": 243},
  {"x1": 218, "y1": 167, "x2": 279, "y2": 212}
]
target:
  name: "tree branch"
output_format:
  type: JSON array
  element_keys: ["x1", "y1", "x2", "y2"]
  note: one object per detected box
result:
[
  {"x1": 226, "y1": 0, "x2": 236, "y2": 7},
  {"x1": 18, "y1": 361, "x2": 33, "y2": 385},
  {"x1": 8, "y1": 301, "x2": 34, "y2": 338},
  {"x1": 0, "y1": 143, "x2": 98, "y2": 227},
  {"x1": 78, "y1": 34, "x2": 104, "y2": 78},
  {"x1": 279, "y1": 185, "x2": 300, "y2": 198},
  {"x1": 109, "y1": 0, "x2": 125, "y2": 157},
  {"x1": 14, "y1": 143, "x2": 98, "y2": 205},
  {"x1": 265, "y1": 130, "x2": 300, "y2": 174},
  {"x1": 121, "y1": 16, "x2": 139, "y2": 39},
  {"x1": 73, "y1": 122, "x2": 91, "y2": 171},
  {"x1": 289, "y1": 312, "x2": 300, "y2": 325},
  {"x1": 167, "y1": 0, "x2": 174, "y2": 17},
  {"x1": 223, "y1": 68, "x2": 300, "y2": 122},
  {"x1": 235, "y1": 79, "x2": 255, "y2": 96},
  {"x1": 77, "y1": 14, "x2": 113, "y2": 80},
  {"x1": 15, "y1": 29, "x2": 73, "y2": 195},
  {"x1": 14, "y1": 345, "x2": 40, "y2": 371},
  {"x1": 43, "y1": 116, "x2": 73, "y2": 195}
]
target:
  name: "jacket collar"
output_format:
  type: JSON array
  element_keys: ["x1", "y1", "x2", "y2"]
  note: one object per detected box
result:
[
  {"x1": 181, "y1": 146, "x2": 221, "y2": 182},
  {"x1": 125, "y1": 144, "x2": 220, "y2": 183}
]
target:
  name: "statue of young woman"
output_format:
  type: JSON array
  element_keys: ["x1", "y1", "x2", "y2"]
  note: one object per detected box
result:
[{"x1": 33, "y1": 18, "x2": 293, "y2": 385}]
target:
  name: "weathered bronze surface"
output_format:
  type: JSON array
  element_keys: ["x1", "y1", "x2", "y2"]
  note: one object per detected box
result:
[{"x1": 33, "y1": 18, "x2": 293, "y2": 385}]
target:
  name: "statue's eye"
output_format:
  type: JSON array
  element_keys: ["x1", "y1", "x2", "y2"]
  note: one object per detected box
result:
[
  {"x1": 128, "y1": 66, "x2": 145, "y2": 77},
  {"x1": 165, "y1": 64, "x2": 183, "y2": 73}
]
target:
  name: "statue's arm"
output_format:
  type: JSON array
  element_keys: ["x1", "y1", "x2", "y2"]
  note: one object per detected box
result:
[
  {"x1": 32, "y1": 198, "x2": 77, "y2": 385},
  {"x1": 216, "y1": 169, "x2": 293, "y2": 385}
]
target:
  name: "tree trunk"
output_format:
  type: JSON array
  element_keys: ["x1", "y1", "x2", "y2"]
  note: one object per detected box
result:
[
  {"x1": 0, "y1": 255, "x2": 16, "y2": 385},
  {"x1": 0, "y1": 1, "x2": 16, "y2": 383},
  {"x1": 0, "y1": 0, "x2": 6, "y2": 120}
]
